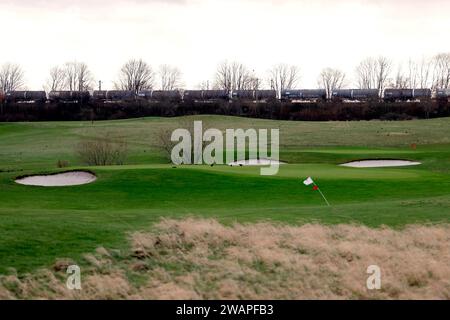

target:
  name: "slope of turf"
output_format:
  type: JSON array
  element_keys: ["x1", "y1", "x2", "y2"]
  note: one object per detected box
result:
[{"x1": 0, "y1": 116, "x2": 450, "y2": 273}]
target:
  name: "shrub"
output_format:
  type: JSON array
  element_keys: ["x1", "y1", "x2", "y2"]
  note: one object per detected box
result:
[
  {"x1": 156, "y1": 127, "x2": 176, "y2": 161},
  {"x1": 56, "y1": 160, "x2": 70, "y2": 168},
  {"x1": 77, "y1": 135, "x2": 128, "y2": 166},
  {"x1": 380, "y1": 112, "x2": 414, "y2": 121}
]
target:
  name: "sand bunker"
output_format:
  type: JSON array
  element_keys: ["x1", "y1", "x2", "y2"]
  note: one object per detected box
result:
[
  {"x1": 15, "y1": 171, "x2": 97, "y2": 187},
  {"x1": 229, "y1": 159, "x2": 286, "y2": 166},
  {"x1": 341, "y1": 160, "x2": 421, "y2": 168}
]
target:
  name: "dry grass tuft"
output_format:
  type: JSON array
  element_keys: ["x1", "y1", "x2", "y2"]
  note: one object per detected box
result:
[{"x1": 1, "y1": 219, "x2": 449, "y2": 299}]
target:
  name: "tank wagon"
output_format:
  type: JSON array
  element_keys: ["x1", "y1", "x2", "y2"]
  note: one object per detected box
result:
[
  {"x1": 150, "y1": 90, "x2": 183, "y2": 103},
  {"x1": 436, "y1": 89, "x2": 450, "y2": 101},
  {"x1": 231, "y1": 90, "x2": 277, "y2": 101},
  {"x1": 384, "y1": 89, "x2": 432, "y2": 102},
  {"x1": 136, "y1": 90, "x2": 152, "y2": 100},
  {"x1": 107, "y1": 90, "x2": 135, "y2": 101},
  {"x1": 136, "y1": 90, "x2": 182, "y2": 102},
  {"x1": 281, "y1": 89, "x2": 327, "y2": 102},
  {"x1": 183, "y1": 90, "x2": 204, "y2": 102},
  {"x1": 93, "y1": 90, "x2": 135, "y2": 102},
  {"x1": 232, "y1": 90, "x2": 254, "y2": 100},
  {"x1": 93, "y1": 90, "x2": 108, "y2": 101},
  {"x1": 49, "y1": 91, "x2": 90, "y2": 103},
  {"x1": 5, "y1": 91, "x2": 47, "y2": 103},
  {"x1": 202, "y1": 90, "x2": 230, "y2": 101},
  {"x1": 332, "y1": 89, "x2": 379, "y2": 101},
  {"x1": 183, "y1": 90, "x2": 230, "y2": 102},
  {"x1": 254, "y1": 90, "x2": 277, "y2": 101}
]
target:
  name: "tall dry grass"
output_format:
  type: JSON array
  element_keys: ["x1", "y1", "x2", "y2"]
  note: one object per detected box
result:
[{"x1": 1, "y1": 219, "x2": 449, "y2": 300}]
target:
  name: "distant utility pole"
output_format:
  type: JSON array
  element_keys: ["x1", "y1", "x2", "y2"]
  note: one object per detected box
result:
[{"x1": 98, "y1": 80, "x2": 102, "y2": 91}]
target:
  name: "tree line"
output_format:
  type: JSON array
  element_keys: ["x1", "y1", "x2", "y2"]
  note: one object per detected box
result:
[{"x1": 1, "y1": 53, "x2": 449, "y2": 98}]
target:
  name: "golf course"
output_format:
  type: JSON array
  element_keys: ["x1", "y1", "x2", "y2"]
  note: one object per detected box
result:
[{"x1": 1, "y1": 115, "x2": 450, "y2": 288}]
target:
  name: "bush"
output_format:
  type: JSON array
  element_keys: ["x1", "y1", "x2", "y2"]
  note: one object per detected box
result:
[
  {"x1": 156, "y1": 127, "x2": 176, "y2": 161},
  {"x1": 380, "y1": 112, "x2": 415, "y2": 121},
  {"x1": 77, "y1": 135, "x2": 128, "y2": 166},
  {"x1": 56, "y1": 160, "x2": 70, "y2": 168}
]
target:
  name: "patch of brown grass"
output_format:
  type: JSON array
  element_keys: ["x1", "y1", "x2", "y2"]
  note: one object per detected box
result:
[{"x1": 1, "y1": 219, "x2": 449, "y2": 300}]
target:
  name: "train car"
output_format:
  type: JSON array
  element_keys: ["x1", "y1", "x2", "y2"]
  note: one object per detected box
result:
[
  {"x1": 231, "y1": 90, "x2": 254, "y2": 100},
  {"x1": 384, "y1": 89, "x2": 432, "y2": 102},
  {"x1": 409, "y1": 89, "x2": 432, "y2": 100},
  {"x1": 150, "y1": 90, "x2": 182, "y2": 102},
  {"x1": 436, "y1": 89, "x2": 450, "y2": 101},
  {"x1": 93, "y1": 90, "x2": 108, "y2": 101},
  {"x1": 136, "y1": 90, "x2": 152, "y2": 100},
  {"x1": 49, "y1": 91, "x2": 90, "y2": 103},
  {"x1": 183, "y1": 90, "x2": 204, "y2": 102},
  {"x1": 93, "y1": 90, "x2": 135, "y2": 102},
  {"x1": 5, "y1": 91, "x2": 47, "y2": 103},
  {"x1": 107, "y1": 90, "x2": 135, "y2": 101},
  {"x1": 202, "y1": 90, "x2": 230, "y2": 101},
  {"x1": 383, "y1": 89, "x2": 406, "y2": 101},
  {"x1": 106, "y1": 90, "x2": 135, "y2": 101},
  {"x1": 137, "y1": 90, "x2": 182, "y2": 102},
  {"x1": 281, "y1": 89, "x2": 327, "y2": 102},
  {"x1": 255, "y1": 90, "x2": 277, "y2": 102},
  {"x1": 332, "y1": 89, "x2": 379, "y2": 101}
]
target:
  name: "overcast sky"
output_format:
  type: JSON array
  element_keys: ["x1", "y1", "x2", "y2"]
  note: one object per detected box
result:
[{"x1": 0, "y1": 0, "x2": 449, "y2": 90}]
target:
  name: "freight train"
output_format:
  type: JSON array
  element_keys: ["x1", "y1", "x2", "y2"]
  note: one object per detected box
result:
[{"x1": 0, "y1": 88, "x2": 449, "y2": 104}]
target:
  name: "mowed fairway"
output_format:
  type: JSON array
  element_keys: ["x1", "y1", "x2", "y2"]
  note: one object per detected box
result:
[{"x1": 1, "y1": 116, "x2": 450, "y2": 273}]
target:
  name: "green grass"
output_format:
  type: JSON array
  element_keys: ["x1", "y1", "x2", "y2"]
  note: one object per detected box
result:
[{"x1": 1, "y1": 115, "x2": 450, "y2": 274}]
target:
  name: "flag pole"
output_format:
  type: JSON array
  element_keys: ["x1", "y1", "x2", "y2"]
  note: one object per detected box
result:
[{"x1": 314, "y1": 183, "x2": 331, "y2": 207}]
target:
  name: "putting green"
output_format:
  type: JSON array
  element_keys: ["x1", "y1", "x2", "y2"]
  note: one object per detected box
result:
[{"x1": 0, "y1": 116, "x2": 450, "y2": 273}]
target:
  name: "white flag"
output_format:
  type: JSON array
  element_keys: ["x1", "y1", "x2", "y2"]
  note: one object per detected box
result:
[{"x1": 303, "y1": 177, "x2": 314, "y2": 186}]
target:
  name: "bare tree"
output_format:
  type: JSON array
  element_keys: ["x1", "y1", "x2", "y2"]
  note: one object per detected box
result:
[
  {"x1": 45, "y1": 66, "x2": 65, "y2": 92},
  {"x1": 76, "y1": 62, "x2": 93, "y2": 91},
  {"x1": 214, "y1": 61, "x2": 254, "y2": 91},
  {"x1": 0, "y1": 63, "x2": 25, "y2": 92},
  {"x1": 390, "y1": 58, "x2": 432, "y2": 89},
  {"x1": 63, "y1": 61, "x2": 94, "y2": 91},
  {"x1": 356, "y1": 58, "x2": 377, "y2": 89},
  {"x1": 64, "y1": 62, "x2": 77, "y2": 91},
  {"x1": 318, "y1": 68, "x2": 346, "y2": 99},
  {"x1": 355, "y1": 56, "x2": 391, "y2": 96},
  {"x1": 268, "y1": 64, "x2": 300, "y2": 98},
  {"x1": 196, "y1": 80, "x2": 211, "y2": 90},
  {"x1": 248, "y1": 75, "x2": 261, "y2": 91},
  {"x1": 418, "y1": 57, "x2": 432, "y2": 89},
  {"x1": 403, "y1": 59, "x2": 419, "y2": 89},
  {"x1": 115, "y1": 59, "x2": 154, "y2": 93},
  {"x1": 375, "y1": 56, "x2": 391, "y2": 95},
  {"x1": 158, "y1": 64, "x2": 182, "y2": 90},
  {"x1": 431, "y1": 53, "x2": 450, "y2": 89},
  {"x1": 391, "y1": 65, "x2": 409, "y2": 89}
]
